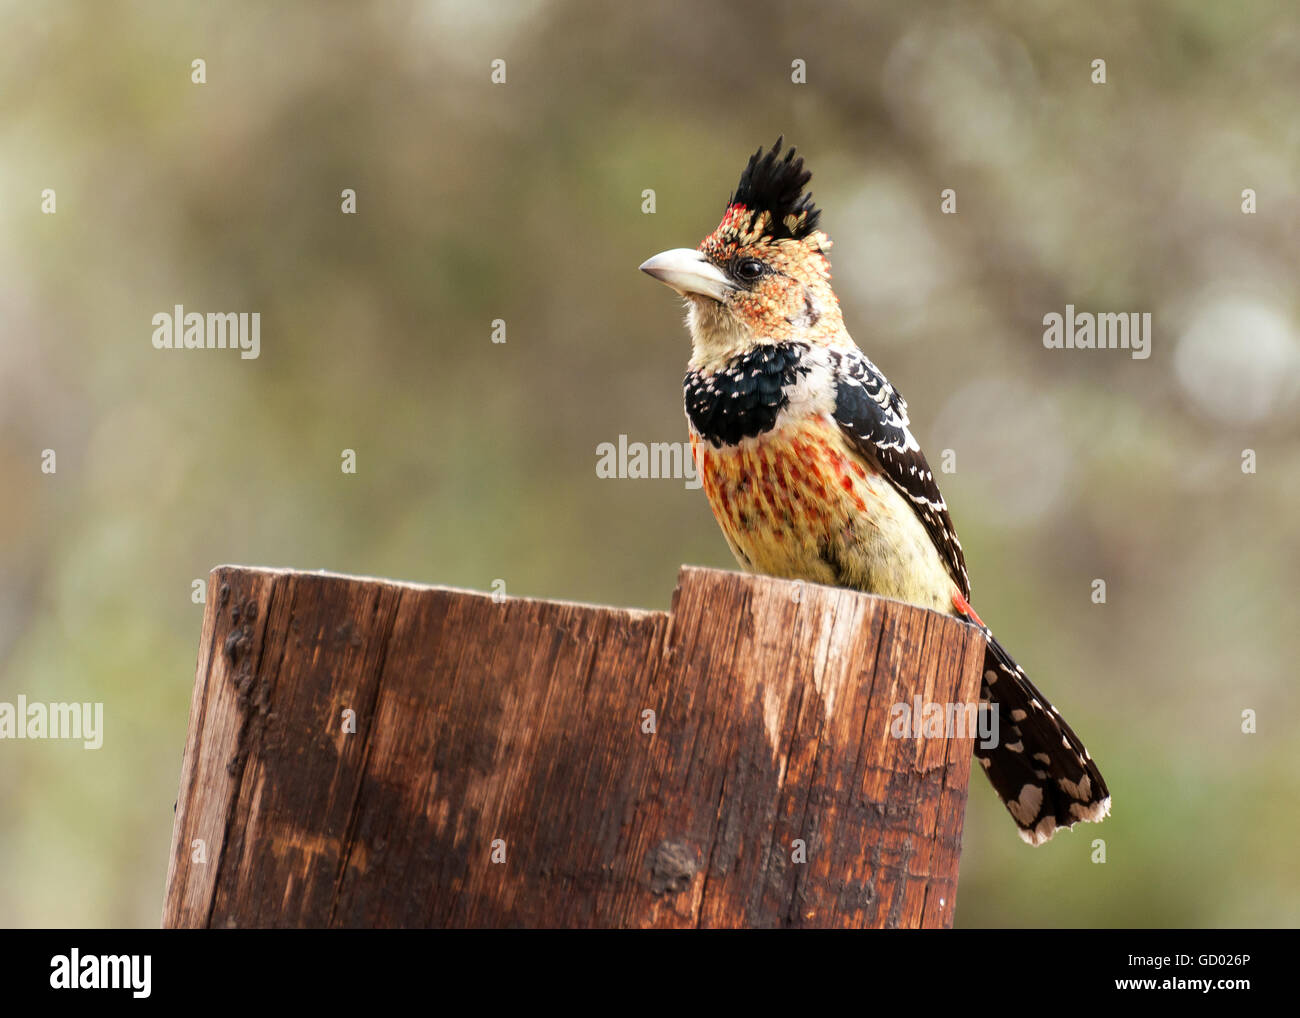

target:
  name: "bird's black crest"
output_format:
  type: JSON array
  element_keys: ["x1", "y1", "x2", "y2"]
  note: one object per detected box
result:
[{"x1": 727, "y1": 137, "x2": 821, "y2": 240}]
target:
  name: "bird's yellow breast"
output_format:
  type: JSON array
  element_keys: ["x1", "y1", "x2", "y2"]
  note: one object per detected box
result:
[{"x1": 691, "y1": 413, "x2": 956, "y2": 613}]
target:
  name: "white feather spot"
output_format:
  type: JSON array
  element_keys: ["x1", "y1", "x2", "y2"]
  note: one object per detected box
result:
[
  {"x1": 1058, "y1": 774, "x2": 1092, "y2": 801},
  {"x1": 1006, "y1": 783, "x2": 1044, "y2": 825}
]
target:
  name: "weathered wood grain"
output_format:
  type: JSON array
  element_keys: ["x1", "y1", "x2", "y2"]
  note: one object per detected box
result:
[{"x1": 162, "y1": 565, "x2": 985, "y2": 928}]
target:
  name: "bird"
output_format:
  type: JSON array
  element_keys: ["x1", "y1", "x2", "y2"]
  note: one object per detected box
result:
[{"x1": 639, "y1": 138, "x2": 1110, "y2": 845}]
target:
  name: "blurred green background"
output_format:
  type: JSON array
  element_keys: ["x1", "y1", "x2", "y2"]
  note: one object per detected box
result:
[{"x1": 2, "y1": 0, "x2": 1298, "y2": 928}]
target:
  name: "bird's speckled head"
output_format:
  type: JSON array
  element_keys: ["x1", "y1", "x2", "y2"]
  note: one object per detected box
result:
[{"x1": 641, "y1": 138, "x2": 845, "y2": 371}]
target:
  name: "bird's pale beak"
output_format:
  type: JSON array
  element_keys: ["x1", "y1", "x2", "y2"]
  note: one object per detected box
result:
[{"x1": 639, "y1": 248, "x2": 734, "y2": 303}]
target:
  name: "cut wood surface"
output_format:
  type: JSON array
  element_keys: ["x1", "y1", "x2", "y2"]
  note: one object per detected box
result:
[{"x1": 162, "y1": 565, "x2": 986, "y2": 928}]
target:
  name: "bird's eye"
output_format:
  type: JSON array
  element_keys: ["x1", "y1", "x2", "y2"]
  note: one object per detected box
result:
[{"x1": 733, "y1": 258, "x2": 766, "y2": 283}]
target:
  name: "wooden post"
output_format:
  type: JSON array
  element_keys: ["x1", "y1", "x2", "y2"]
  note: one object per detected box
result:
[{"x1": 163, "y1": 565, "x2": 985, "y2": 929}]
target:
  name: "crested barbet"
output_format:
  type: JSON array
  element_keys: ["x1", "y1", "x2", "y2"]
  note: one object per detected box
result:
[{"x1": 640, "y1": 138, "x2": 1110, "y2": 845}]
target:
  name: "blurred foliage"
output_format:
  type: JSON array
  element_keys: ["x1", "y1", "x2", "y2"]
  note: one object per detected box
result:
[{"x1": 2, "y1": 0, "x2": 1298, "y2": 927}]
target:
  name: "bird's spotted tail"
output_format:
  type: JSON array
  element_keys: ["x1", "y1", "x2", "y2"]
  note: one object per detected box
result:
[{"x1": 973, "y1": 633, "x2": 1110, "y2": 845}]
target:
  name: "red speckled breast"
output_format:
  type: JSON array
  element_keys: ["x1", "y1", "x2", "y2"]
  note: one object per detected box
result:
[{"x1": 690, "y1": 413, "x2": 884, "y2": 580}]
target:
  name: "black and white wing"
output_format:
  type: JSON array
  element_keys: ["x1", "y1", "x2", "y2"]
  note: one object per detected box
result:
[{"x1": 828, "y1": 347, "x2": 971, "y2": 600}]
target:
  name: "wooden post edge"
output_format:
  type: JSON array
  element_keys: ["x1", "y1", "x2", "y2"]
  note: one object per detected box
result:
[{"x1": 162, "y1": 564, "x2": 986, "y2": 928}]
